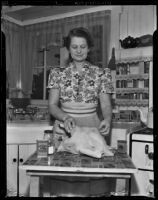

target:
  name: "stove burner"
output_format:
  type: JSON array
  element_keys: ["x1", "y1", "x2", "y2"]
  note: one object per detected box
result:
[{"x1": 136, "y1": 127, "x2": 153, "y2": 135}]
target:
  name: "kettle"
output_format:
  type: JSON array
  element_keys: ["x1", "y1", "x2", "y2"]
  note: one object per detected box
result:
[
  {"x1": 138, "y1": 107, "x2": 153, "y2": 128},
  {"x1": 119, "y1": 36, "x2": 138, "y2": 49}
]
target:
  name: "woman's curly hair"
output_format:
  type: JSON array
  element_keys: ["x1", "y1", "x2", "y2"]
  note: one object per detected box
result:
[{"x1": 65, "y1": 27, "x2": 94, "y2": 50}]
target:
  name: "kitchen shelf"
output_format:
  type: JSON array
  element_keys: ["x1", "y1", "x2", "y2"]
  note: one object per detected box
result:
[
  {"x1": 115, "y1": 74, "x2": 149, "y2": 80},
  {"x1": 116, "y1": 88, "x2": 149, "y2": 93},
  {"x1": 115, "y1": 99, "x2": 148, "y2": 106},
  {"x1": 114, "y1": 46, "x2": 152, "y2": 107}
]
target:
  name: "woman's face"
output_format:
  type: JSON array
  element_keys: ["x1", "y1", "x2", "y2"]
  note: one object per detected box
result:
[{"x1": 69, "y1": 36, "x2": 89, "y2": 62}]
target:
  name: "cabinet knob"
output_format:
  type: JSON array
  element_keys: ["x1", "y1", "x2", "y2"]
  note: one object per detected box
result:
[
  {"x1": 19, "y1": 158, "x2": 23, "y2": 163},
  {"x1": 13, "y1": 158, "x2": 17, "y2": 162}
]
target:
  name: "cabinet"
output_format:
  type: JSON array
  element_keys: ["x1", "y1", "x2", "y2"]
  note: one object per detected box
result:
[
  {"x1": 7, "y1": 122, "x2": 52, "y2": 196},
  {"x1": 115, "y1": 46, "x2": 153, "y2": 107},
  {"x1": 7, "y1": 143, "x2": 36, "y2": 196}
]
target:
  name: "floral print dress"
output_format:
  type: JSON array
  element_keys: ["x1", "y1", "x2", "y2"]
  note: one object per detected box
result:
[{"x1": 47, "y1": 61, "x2": 114, "y2": 106}]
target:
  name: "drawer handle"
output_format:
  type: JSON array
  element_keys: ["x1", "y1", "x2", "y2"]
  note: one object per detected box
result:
[
  {"x1": 148, "y1": 152, "x2": 153, "y2": 160},
  {"x1": 145, "y1": 144, "x2": 149, "y2": 154}
]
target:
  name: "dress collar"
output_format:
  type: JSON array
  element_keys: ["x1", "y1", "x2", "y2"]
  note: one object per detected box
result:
[{"x1": 70, "y1": 61, "x2": 90, "y2": 72}]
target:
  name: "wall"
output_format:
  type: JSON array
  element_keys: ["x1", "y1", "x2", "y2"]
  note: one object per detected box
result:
[{"x1": 119, "y1": 6, "x2": 156, "y2": 39}]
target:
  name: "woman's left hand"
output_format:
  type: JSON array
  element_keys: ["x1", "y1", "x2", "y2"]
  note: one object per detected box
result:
[
  {"x1": 64, "y1": 116, "x2": 76, "y2": 134},
  {"x1": 99, "y1": 120, "x2": 111, "y2": 136}
]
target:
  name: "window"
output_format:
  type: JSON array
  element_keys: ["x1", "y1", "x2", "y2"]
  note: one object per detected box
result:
[{"x1": 31, "y1": 46, "x2": 60, "y2": 100}]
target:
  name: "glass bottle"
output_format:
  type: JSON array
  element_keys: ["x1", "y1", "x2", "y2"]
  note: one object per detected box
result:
[
  {"x1": 44, "y1": 130, "x2": 54, "y2": 155},
  {"x1": 127, "y1": 64, "x2": 130, "y2": 74}
]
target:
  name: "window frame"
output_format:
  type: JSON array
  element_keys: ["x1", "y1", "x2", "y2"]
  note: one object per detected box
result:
[{"x1": 32, "y1": 47, "x2": 60, "y2": 101}]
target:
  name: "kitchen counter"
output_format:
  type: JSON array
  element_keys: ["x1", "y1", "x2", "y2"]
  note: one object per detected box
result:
[
  {"x1": 7, "y1": 120, "x2": 140, "y2": 128},
  {"x1": 7, "y1": 120, "x2": 51, "y2": 127},
  {"x1": 112, "y1": 122, "x2": 141, "y2": 129}
]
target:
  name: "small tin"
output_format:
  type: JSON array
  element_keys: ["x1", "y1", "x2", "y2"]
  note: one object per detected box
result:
[{"x1": 117, "y1": 140, "x2": 127, "y2": 154}]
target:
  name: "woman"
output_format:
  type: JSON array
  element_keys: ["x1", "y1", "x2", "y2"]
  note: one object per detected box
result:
[{"x1": 47, "y1": 27, "x2": 115, "y2": 197}]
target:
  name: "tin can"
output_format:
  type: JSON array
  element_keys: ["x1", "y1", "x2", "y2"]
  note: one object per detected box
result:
[
  {"x1": 36, "y1": 140, "x2": 48, "y2": 158},
  {"x1": 117, "y1": 140, "x2": 127, "y2": 154}
]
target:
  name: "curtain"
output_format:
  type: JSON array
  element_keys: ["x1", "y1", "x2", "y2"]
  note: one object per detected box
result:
[
  {"x1": 21, "y1": 28, "x2": 37, "y2": 97},
  {"x1": 3, "y1": 21, "x2": 22, "y2": 98}
]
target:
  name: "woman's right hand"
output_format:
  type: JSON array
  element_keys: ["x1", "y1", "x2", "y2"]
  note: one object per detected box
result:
[{"x1": 63, "y1": 116, "x2": 76, "y2": 133}]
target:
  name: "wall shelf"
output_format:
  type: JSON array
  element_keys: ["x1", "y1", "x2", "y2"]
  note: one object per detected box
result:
[
  {"x1": 116, "y1": 88, "x2": 149, "y2": 93},
  {"x1": 114, "y1": 46, "x2": 152, "y2": 107},
  {"x1": 115, "y1": 46, "x2": 153, "y2": 64},
  {"x1": 115, "y1": 99, "x2": 149, "y2": 106},
  {"x1": 115, "y1": 74, "x2": 149, "y2": 80}
]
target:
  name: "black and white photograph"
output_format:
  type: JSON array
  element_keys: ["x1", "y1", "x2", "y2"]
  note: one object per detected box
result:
[{"x1": 1, "y1": 3, "x2": 157, "y2": 197}]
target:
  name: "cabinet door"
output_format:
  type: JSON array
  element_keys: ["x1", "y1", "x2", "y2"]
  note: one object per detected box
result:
[
  {"x1": 19, "y1": 144, "x2": 36, "y2": 196},
  {"x1": 7, "y1": 144, "x2": 18, "y2": 196}
]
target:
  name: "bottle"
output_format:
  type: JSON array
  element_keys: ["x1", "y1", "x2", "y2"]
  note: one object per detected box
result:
[
  {"x1": 127, "y1": 64, "x2": 130, "y2": 74},
  {"x1": 108, "y1": 47, "x2": 116, "y2": 70},
  {"x1": 44, "y1": 130, "x2": 54, "y2": 155}
]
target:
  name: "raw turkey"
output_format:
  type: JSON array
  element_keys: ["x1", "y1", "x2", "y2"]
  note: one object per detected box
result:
[{"x1": 57, "y1": 126, "x2": 114, "y2": 158}]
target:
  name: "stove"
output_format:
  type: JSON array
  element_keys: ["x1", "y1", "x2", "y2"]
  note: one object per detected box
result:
[{"x1": 129, "y1": 127, "x2": 154, "y2": 197}]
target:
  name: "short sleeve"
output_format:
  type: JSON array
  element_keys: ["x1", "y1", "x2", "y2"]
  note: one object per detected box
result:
[
  {"x1": 47, "y1": 68, "x2": 61, "y2": 89},
  {"x1": 99, "y1": 67, "x2": 114, "y2": 94}
]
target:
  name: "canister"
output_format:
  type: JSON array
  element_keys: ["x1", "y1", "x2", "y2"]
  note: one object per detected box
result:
[{"x1": 117, "y1": 140, "x2": 127, "y2": 154}]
